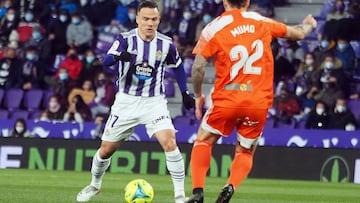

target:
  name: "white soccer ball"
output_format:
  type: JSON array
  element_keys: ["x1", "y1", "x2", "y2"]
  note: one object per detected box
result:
[{"x1": 124, "y1": 179, "x2": 154, "y2": 203}]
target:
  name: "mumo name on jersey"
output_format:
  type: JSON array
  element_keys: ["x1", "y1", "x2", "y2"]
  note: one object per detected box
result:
[{"x1": 231, "y1": 24, "x2": 255, "y2": 37}]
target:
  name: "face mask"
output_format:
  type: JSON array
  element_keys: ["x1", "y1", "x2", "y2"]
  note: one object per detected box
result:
[
  {"x1": 86, "y1": 56, "x2": 95, "y2": 63},
  {"x1": 59, "y1": 72, "x2": 68, "y2": 80},
  {"x1": 49, "y1": 101, "x2": 59, "y2": 109},
  {"x1": 305, "y1": 59, "x2": 314, "y2": 66},
  {"x1": 295, "y1": 86, "x2": 303, "y2": 96},
  {"x1": 69, "y1": 54, "x2": 77, "y2": 60},
  {"x1": 16, "y1": 126, "x2": 24, "y2": 133},
  {"x1": 120, "y1": 0, "x2": 129, "y2": 6},
  {"x1": 320, "y1": 40, "x2": 329, "y2": 48},
  {"x1": 7, "y1": 14, "x2": 15, "y2": 21},
  {"x1": 203, "y1": 15, "x2": 212, "y2": 24},
  {"x1": 128, "y1": 13, "x2": 136, "y2": 21},
  {"x1": 26, "y1": 54, "x2": 37, "y2": 61},
  {"x1": 98, "y1": 79, "x2": 106, "y2": 85},
  {"x1": 80, "y1": 0, "x2": 88, "y2": 6},
  {"x1": 324, "y1": 61, "x2": 334, "y2": 69},
  {"x1": 59, "y1": 15, "x2": 67, "y2": 22},
  {"x1": 316, "y1": 108, "x2": 325, "y2": 115},
  {"x1": 337, "y1": 43, "x2": 347, "y2": 51},
  {"x1": 307, "y1": 66, "x2": 314, "y2": 71},
  {"x1": 345, "y1": 124, "x2": 355, "y2": 131},
  {"x1": 25, "y1": 13, "x2": 34, "y2": 22},
  {"x1": 183, "y1": 12, "x2": 191, "y2": 20},
  {"x1": 32, "y1": 32, "x2": 41, "y2": 40},
  {"x1": 336, "y1": 105, "x2": 346, "y2": 113},
  {"x1": 72, "y1": 18, "x2": 80, "y2": 24},
  {"x1": 214, "y1": 0, "x2": 222, "y2": 3},
  {"x1": 336, "y1": 5, "x2": 344, "y2": 11}
]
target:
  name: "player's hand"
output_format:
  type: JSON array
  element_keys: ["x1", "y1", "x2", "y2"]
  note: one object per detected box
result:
[
  {"x1": 195, "y1": 95, "x2": 205, "y2": 120},
  {"x1": 302, "y1": 14, "x2": 317, "y2": 28},
  {"x1": 181, "y1": 91, "x2": 195, "y2": 110},
  {"x1": 114, "y1": 51, "x2": 134, "y2": 62}
]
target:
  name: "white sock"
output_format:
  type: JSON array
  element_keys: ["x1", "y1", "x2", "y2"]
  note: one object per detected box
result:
[
  {"x1": 90, "y1": 149, "x2": 111, "y2": 189},
  {"x1": 165, "y1": 147, "x2": 185, "y2": 200}
]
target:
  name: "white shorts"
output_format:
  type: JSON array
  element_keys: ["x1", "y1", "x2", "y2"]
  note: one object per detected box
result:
[{"x1": 101, "y1": 92, "x2": 175, "y2": 142}]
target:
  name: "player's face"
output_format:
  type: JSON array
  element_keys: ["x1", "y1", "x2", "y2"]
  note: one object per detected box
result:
[{"x1": 136, "y1": 7, "x2": 160, "y2": 41}]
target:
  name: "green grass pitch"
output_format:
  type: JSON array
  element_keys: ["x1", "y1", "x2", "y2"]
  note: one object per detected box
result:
[{"x1": 0, "y1": 169, "x2": 360, "y2": 203}]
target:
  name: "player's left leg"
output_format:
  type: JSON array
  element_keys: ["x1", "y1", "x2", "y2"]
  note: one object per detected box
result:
[{"x1": 155, "y1": 129, "x2": 186, "y2": 203}]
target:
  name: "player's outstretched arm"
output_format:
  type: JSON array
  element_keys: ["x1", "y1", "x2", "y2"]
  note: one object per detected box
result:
[{"x1": 284, "y1": 14, "x2": 317, "y2": 41}]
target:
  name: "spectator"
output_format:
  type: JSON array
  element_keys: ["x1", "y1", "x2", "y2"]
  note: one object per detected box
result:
[
  {"x1": 123, "y1": 6, "x2": 137, "y2": 31},
  {"x1": 305, "y1": 100, "x2": 330, "y2": 129},
  {"x1": 52, "y1": 67, "x2": 77, "y2": 106},
  {"x1": 0, "y1": 8, "x2": 20, "y2": 46},
  {"x1": 58, "y1": 0, "x2": 78, "y2": 15},
  {"x1": 90, "y1": 0, "x2": 118, "y2": 31},
  {"x1": 17, "y1": 9, "x2": 40, "y2": 43},
  {"x1": 158, "y1": 8, "x2": 181, "y2": 37},
  {"x1": 313, "y1": 36, "x2": 336, "y2": 65},
  {"x1": 0, "y1": 0, "x2": 12, "y2": 20},
  {"x1": 23, "y1": 25, "x2": 52, "y2": 69},
  {"x1": 189, "y1": 0, "x2": 209, "y2": 16},
  {"x1": 19, "y1": 46, "x2": 45, "y2": 90},
  {"x1": 114, "y1": 0, "x2": 137, "y2": 25},
  {"x1": 48, "y1": 9, "x2": 70, "y2": 55},
  {"x1": 176, "y1": 9, "x2": 198, "y2": 47},
  {"x1": 315, "y1": 79, "x2": 345, "y2": 110},
  {"x1": 66, "y1": 10, "x2": 93, "y2": 54},
  {"x1": 294, "y1": 52, "x2": 320, "y2": 90},
  {"x1": 77, "y1": 49, "x2": 103, "y2": 86},
  {"x1": 68, "y1": 79, "x2": 96, "y2": 105},
  {"x1": 317, "y1": 53, "x2": 349, "y2": 97},
  {"x1": 102, "y1": 19, "x2": 127, "y2": 35},
  {"x1": 0, "y1": 47, "x2": 21, "y2": 89},
  {"x1": 334, "y1": 36, "x2": 356, "y2": 78},
  {"x1": 57, "y1": 48, "x2": 83, "y2": 81},
  {"x1": 10, "y1": 118, "x2": 32, "y2": 138},
  {"x1": 274, "y1": 87, "x2": 301, "y2": 124},
  {"x1": 195, "y1": 13, "x2": 212, "y2": 41},
  {"x1": 90, "y1": 72, "x2": 115, "y2": 118},
  {"x1": 77, "y1": 0, "x2": 93, "y2": 23},
  {"x1": 42, "y1": 95, "x2": 66, "y2": 121},
  {"x1": 63, "y1": 94, "x2": 92, "y2": 122},
  {"x1": 326, "y1": 0, "x2": 349, "y2": 21},
  {"x1": 329, "y1": 97, "x2": 358, "y2": 130}
]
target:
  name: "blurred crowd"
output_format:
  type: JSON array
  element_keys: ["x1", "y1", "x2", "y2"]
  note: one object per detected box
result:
[{"x1": 0, "y1": 0, "x2": 359, "y2": 135}]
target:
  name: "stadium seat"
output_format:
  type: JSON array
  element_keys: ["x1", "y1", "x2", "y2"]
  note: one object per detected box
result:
[
  {"x1": 42, "y1": 89, "x2": 54, "y2": 109},
  {"x1": 29, "y1": 110, "x2": 42, "y2": 120},
  {"x1": 347, "y1": 99, "x2": 360, "y2": 117},
  {"x1": 173, "y1": 115, "x2": 192, "y2": 126},
  {"x1": 0, "y1": 109, "x2": 9, "y2": 120},
  {"x1": 10, "y1": 110, "x2": 29, "y2": 120},
  {"x1": 274, "y1": 118, "x2": 296, "y2": 129},
  {"x1": 264, "y1": 117, "x2": 275, "y2": 128},
  {"x1": 23, "y1": 89, "x2": 44, "y2": 112},
  {"x1": 4, "y1": 88, "x2": 24, "y2": 112}
]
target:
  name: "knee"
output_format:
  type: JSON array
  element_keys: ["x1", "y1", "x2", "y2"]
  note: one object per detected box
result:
[{"x1": 161, "y1": 138, "x2": 177, "y2": 152}]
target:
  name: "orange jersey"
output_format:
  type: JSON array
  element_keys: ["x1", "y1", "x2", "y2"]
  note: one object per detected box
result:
[{"x1": 193, "y1": 9, "x2": 287, "y2": 109}]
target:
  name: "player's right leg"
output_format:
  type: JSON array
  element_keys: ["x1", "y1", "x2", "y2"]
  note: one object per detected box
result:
[{"x1": 76, "y1": 141, "x2": 121, "y2": 202}]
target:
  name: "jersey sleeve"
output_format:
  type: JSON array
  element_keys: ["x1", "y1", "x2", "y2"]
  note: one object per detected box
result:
[
  {"x1": 263, "y1": 17, "x2": 288, "y2": 38},
  {"x1": 165, "y1": 42, "x2": 182, "y2": 68},
  {"x1": 106, "y1": 34, "x2": 128, "y2": 55}
]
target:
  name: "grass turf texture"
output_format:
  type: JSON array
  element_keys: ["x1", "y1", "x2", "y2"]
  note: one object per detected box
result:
[{"x1": 0, "y1": 169, "x2": 359, "y2": 203}]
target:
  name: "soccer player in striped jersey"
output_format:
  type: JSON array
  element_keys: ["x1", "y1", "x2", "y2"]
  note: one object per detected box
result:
[
  {"x1": 76, "y1": 1, "x2": 194, "y2": 203},
  {"x1": 185, "y1": 0, "x2": 317, "y2": 202}
]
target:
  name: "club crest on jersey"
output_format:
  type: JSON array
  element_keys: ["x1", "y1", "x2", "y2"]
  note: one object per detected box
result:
[
  {"x1": 156, "y1": 50, "x2": 162, "y2": 61},
  {"x1": 133, "y1": 61, "x2": 155, "y2": 80}
]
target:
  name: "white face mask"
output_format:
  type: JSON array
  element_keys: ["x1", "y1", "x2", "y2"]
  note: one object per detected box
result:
[
  {"x1": 16, "y1": 126, "x2": 24, "y2": 133},
  {"x1": 305, "y1": 59, "x2": 314, "y2": 66},
  {"x1": 295, "y1": 86, "x2": 303, "y2": 96},
  {"x1": 7, "y1": 14, "x2": 15, "y2": 21},
  {"x1": 316, "y1": 108, "x2": 325, "y2": 115},
  {"x1": 214, "y1": 0, "x2": 222, "y2": 4},
  {"x1": 335, "y1": 105, "x2": 346, "y2": 113},
  {"x1": 345, "y1": 124, "x2": 355, "y2": 131},
  {"x1": 183, "y1": 12, "x2": 191, "y2": 20},
  {"x1": 324, "y1": 61, "x2": 334, "y2": 69}
]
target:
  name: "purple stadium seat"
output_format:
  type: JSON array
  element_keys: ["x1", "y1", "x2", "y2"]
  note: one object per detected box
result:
[
  {"x1": 264, "y1": 117, "x2": 275, "y2": 128},
  {"x1": 173, "y1": 115, "x2": 192, "y2": 126},
  {"x1": 29, "y1": 110, "x2": 42, "y2": 120},
  {"x1": 10, "y1": 110, "x2": 29, "y2": 120},
  {"x1": 0, "y1": 109, "x2": 9, "y2": 120},
  {"x1": 4, "y1": 88, "x2": 24, "y2": 112},
  {"x1": 42, "y1": 89, "x2": 54, "y2": 109},
  {"x1": 51, "y1": 54, "x2": 66, "y2": 73},
  {"x1": 95, "y1": 32, "x2": 118, "y2": 55},
  {"x1": 350, "y1": 41, "x2": 360, "y2": 59},
  {"x1": 274, "y1": 118, "x2": 296, "y2": 129},
  {"x1": 295, "y1": 120, "x2": 307, "y2": 129},
  {"x1": 24, "y1": 89, "x2": 44, "y2": 111},
  {"x1": 164, "y1": 79, "x2": 175, "y2": 98},
  {"x1": 348, "y1": 100, "x2": 360, "y2": 117}
]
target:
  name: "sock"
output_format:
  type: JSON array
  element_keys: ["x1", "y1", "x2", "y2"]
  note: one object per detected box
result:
[
  {"x1": 190, "y1": 139, "x2": 212, "y2": 190},
  {"x1": 227, "y1": 149, "x2": 253, "y2": 188},
  {"x1": 165, "y1": 147, "x2": 185, "y2": 200},
  {"x1": 90, "y1": 149, "x2": 111, "y2": 189}
]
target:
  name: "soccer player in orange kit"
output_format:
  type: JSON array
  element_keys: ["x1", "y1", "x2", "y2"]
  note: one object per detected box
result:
[{"x1": 185, "y1": 0, "x2": 317, "y2": 202}]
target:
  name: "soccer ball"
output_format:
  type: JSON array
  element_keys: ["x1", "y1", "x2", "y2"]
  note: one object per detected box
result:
[{"x1": 124, "y1": 179, "x2": 154, "y2": 203}]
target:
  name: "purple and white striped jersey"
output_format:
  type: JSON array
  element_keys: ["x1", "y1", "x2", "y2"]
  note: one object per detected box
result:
[{"x1": 107, "y1": 28, "x2": 182, "y2": 97}]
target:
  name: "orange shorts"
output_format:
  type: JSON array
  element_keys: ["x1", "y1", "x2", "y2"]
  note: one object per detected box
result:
[{"x1": 202, "y1": 106, "x2": 267, "y2": 148}]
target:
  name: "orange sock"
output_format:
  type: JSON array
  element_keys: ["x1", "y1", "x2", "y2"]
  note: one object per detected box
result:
[
  {"x1": 190, "y1": 139, "x2": 212, "y2": 189},
  {"x1": 228, "y1": 149, "x2": 253, "y2": 189}
]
